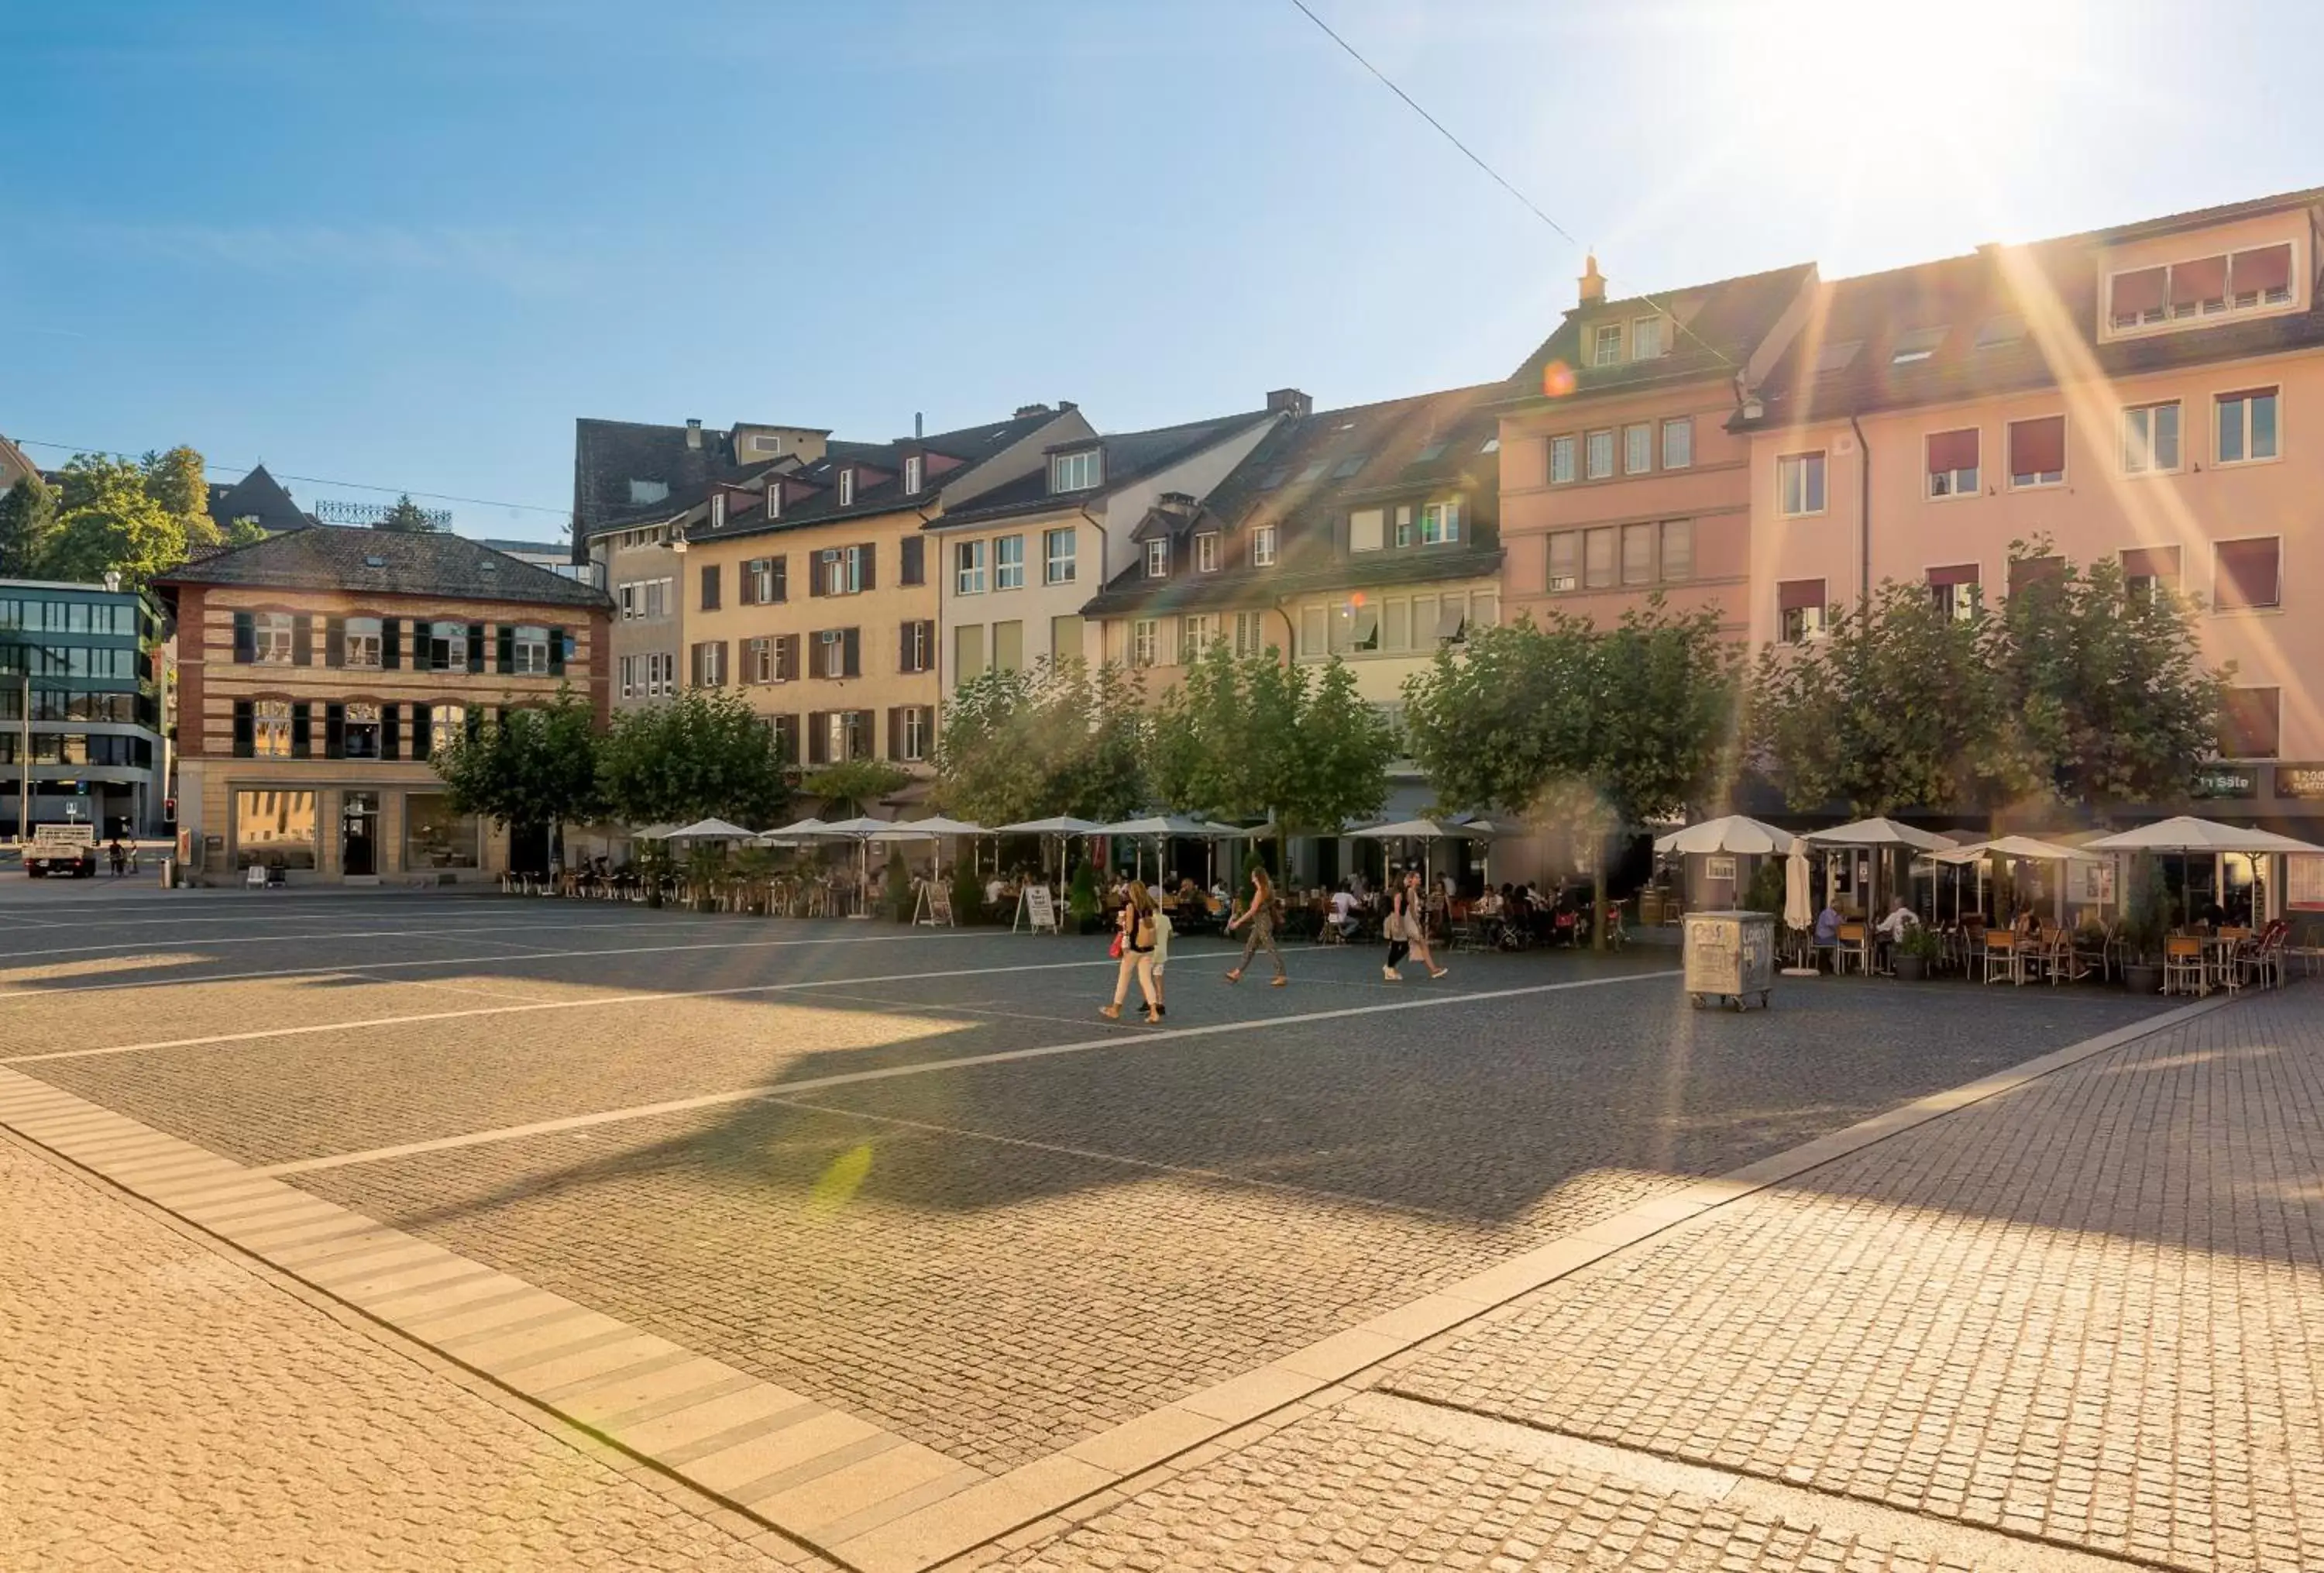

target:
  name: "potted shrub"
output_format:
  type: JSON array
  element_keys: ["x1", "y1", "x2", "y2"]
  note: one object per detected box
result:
[
  {"x1": 2118, "y1": 859, "x2": 2168, "y2": 994},
  {"x1": 1893, "y1": 924, "x2": 1943, "y2": 980},
  {"x1": 634, "y1": 838, "x2": 671, "y2": 908},
  {"x1": 951, "y1": 859, "x2": 985, "y2": 928},
  {"x1": 884, "y1": 848, "x2": 913, "y2": 924},
  {"x1": 685, "y1": 842, "x2": 729, "y2": 913},
  {"x1": 1067, "y1": 856, "x2": 1100, "y2": 935}
]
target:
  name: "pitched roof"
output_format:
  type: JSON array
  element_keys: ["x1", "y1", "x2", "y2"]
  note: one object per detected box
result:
[
  {"x1": 930, "y1": 409, "x2": 1274, "y2": 526},
  {"x1": 1742, "y1": 184, "x2": 2324, "y2": 429},
  {"x1": 1504, "y1": 262, "x2": 1817, "y2": 403},
  {"x1": 683, "y1": 406, "x2": 1083, "y2": 546},
  {"x1": 205, "y1": 464, "x2": 313, "y2": 535},
  {"x1": 156, "y1": 523, "x2": 609, "y2": 608},
  {"x1": 0, "y1": 433, "x2": 36, "y2": 490},
  {"x1": 572, "y1": 418, "x2": 783, "y2": 539}
]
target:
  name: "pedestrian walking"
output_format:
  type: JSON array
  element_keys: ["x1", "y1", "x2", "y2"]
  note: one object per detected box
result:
[
  {"x1": 1100, "y1": 880, "x2": 1162, "y2": 1023},
  {"x1": 107, "y1": 837, "x2": 127, "y2": 877},
  {"x1": 1150, "y1": 901, "x2": 1172, "y2": 1017},
  {"x1": 1224, "y1": 864, "x2": 1287, "y2": 986},
  {"x1": 1383, "y1": 869, "x2": 1449, "y2": 982}
]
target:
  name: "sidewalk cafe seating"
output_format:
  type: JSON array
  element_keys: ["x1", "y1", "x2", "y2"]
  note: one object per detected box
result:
[
  {"x1": 1982, "y1": 928, "x2": 2024, "y2": 985},
  {"x1": 1832, "y1": 921, "x2": 1868, "y2": 975},
  {"x1": 2162, "y1": 935, "x2": 2207, "y2": 996}
]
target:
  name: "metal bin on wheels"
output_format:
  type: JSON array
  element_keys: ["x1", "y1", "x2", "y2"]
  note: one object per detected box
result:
[{"x1": 1683, "y1": 910, "x2": 1776, "y2": 1010}]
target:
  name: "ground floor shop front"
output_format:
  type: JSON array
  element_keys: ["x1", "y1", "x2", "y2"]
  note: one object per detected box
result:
[{"x1": 174, "y1": 762, "x2": 513, "y2": 884}]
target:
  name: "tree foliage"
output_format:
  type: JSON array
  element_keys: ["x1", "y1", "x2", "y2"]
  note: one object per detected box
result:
[
  {"x1": 140, "y1": 446, "x2": 220, "y2": 550},
  {"x1": 0, "y1": 476, "x2": 59, "y2": 577},
  {"x1": 44, "y1": 454, "x2": 187, "y2": 586},
  {"x1": 933, "y1": 658, "x2": 1150, "y2": 824},
  {"x1": 597, "y1": 688, "x2": 791, "y2": 828},
  {"x1": 428, "y1": 690, "x2": 604, "y2": 831},
  {"x1": 803, "y1": 759, "x2": 909, "y2": 816},
  {"x1": 374, "y1": 494, "x2": 442, "y2": 533},
  {"x1": 1146, "y1": 644, "x2": 1396, "y2": 835}
]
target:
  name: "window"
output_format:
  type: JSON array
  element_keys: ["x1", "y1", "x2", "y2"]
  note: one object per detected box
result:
[
  {"x1": 2219, "y1": 687, "x2": 2282, "y2": 758},
  {"x1": 1890, "y1": 326, "x2": 1945, "y2": 364},
  {"x1": 1661, "y1": 418, "x2": 1693, "y2": 470},
  {"x1": 617, "y1": 577, "x2": 672, "y2": 619},
  {"x1": 1975, "y1": 314, "x2": 2027, "y2": 349},
  {"x1": 1813, "y1": 339, "x2": 1862, "y2": 374},
  {"x1": 1548, "y1": 532, "x2": 1580, "y2": 592},
  {"x1": 691, "y1": 640, "x2": 727, "y2": 687},
  {"x1": 899, "y1": 535, "x2": 925, "y2": 586},
  {"x1": 954, "y1": 623, "x2": 985, "y2": 680},
  {"x1": 818, "y1": 543, "x2": 870, "y2": 597},
  {"x1": 1927, "y1": 564, "x2": 1980, "y2": 621},
  {"x1": 1778, "y1": 580, "x2": 1829, "y2": 643},
  {"x1": 1624, "y1": 423, "x2": 1652, "y2": 475},
  {"x1": 1144, "y1": 538, "x2": 1170, "y2": 577},
  {"x1": 2123, "y1": 402, "x2": 2182, "y2": 473},
  {"x1": 814, "y1": 627, "x2": 861, "y2": 679},
  {"x1": 1394, "y1": 505, "x2": 1413, "y2": 549},
  {"x1": 1382, "y1": 599, "x2": 1411, "y2": 652},
  {"x1": 904, "y1": 455, "x2": 923, "y2": 493},
  {"x1": 406, "y1": 793, "x2": 480, "y2": 869},
  {"x1": 1130, "y1": 618, "x2": 1159, "y2": 667},
  {"x1": 1419, "y1": 501, "x2": 1460, "y2": 544},
  {"x1": 510, "y1": 625, "x2": 551, "y2": 675},
  {"x1": 418, "y1": 704, "x2": 468, "y2": 761},
  {"x1": 2231, "y1": 243, "x2": 2294, "y2": 308},
  {"x1": 1778, "y1": 452, "x2": 1827, "y2": 516},
  {"x1": 2111, "y1": 245, "x2": 2292, "y2": 330},
  {"x1": 1584, "y1": 527, "x2": 1616, "y2": 589},
  {"x1": 1550, "y1": 435, "x2": 1576, "y2": 484},
  {"x1": 995, "y1": 534, "x2": 1026, "y2": 590},
  {"x1": 896, "y1": 706, "x2": 930, "y2": 762},
  {"x1": 342, "y1": 701, "x2": 381, "y2": 760},
  {"x1": 1050, "y1": 449, "x2": 1102, "y2": 491},
  {"x1": 899, "y1": 619, "x2": 933, "y2": 673},
  {"x1": 1621, "y1": 523, "x2": 1655, "y2": 586},
  {"x1": 1051, "y1": 614, "x2": 1085, "y2": 662},
  {"x1": 2216, "y1": 387, "x2": 2280, "y2": 464},
  {"x1": 1926, "y1": 429, "x2": 1980, "y2": 498},
  {"x1": 700, "y1": 563, "x2": 721, "y2": 611},
  {"x1": 1298, "y1": 604, "x2": 1326, "y2": 658},
  {"x1": 1592, "y1": 322, "x2": 1623, "y2": 366},
  {"x1": 2213, "y1": 537, "x2": 2282, "y2": 611},
  {"x1": 253, "y1": 699, "x2": 293, "y2": 759},
  {"x1": 827, "y1": 710, "x2": 868, "y2": 762},
  {"x1": 2121, "y1": 546, "x2": 2181, "y2": 601},
  {"x1": 1181, "y1": 613, "x2": 1219, "y2": 662},
  {"x1": 234, "y1": 790, "x2": 316, "y2": 869},
  {"x1": 992, "y1": 619, "x2": 1024, "y2": 672},
  {"x1": 2007, "y1": 416, "x2": 2066, "y2": 487},
  {"x1": 253, "y1": 611, "x2": 294, "y2": 663},
  {"x1": 1232, "y1": 611, "x2": 1266, "y2": 656},
  {"x1": 645, "y1": 652, "x2": 674, "y2": 697},
  {"x1": 619, "y1": 653, "x2": 637, "y2": 698},
  {"x1": 1660, "y1": 519, "x2": 1693, "y2": 582},
  {"x1": 954, "y1": 539, "x2": 986, "y2": 594},
  {"x1": 837, "y1": 468, "x2": 855, "y2": 508},
  {"x1": 744, "y1": 636, "x2": 775, "y2": 683},
  {"x1": 425, "y1": 621, "x2": 468, "y2": 671},
  {"x1": 1043, "y1": 527, "x2": 1077, "y2": 584},
  {"x1": 1631, "y1": 316, "x2": 1665, "y2": 359},
  {"x1": 1349, "y1": 509, "x2": 1384, "y2": 553},
  {"x1": 1585, "y1": 429, "x2": 1615, "y2": 480},
  {"x1": 1347, "y1": 601, "x2": 1380, "y2": 652},
  {"x1": 343, "y1": 616, "x2": 382, "y2": 667},
  {"x1": 743, "y1": 556, "x2": 785, "y2": 604}
]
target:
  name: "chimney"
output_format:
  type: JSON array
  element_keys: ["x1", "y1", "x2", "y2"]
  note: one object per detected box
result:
[
  {"x1": 1157, "y1": 491, "x2": 1198, "y2": 513},
  {"x1": 685, "y1": 418, "x2": 703, "y2": 449},
  {"x1": 1578, "y1": 253, "x2": 1606, "y2": 306},
  {"x1": 1013, "y1": 403, "x2": 1051, "y2": 419},
  {"x1": 1266, "y1": 387, "x2": 1312, "y2": 419}
]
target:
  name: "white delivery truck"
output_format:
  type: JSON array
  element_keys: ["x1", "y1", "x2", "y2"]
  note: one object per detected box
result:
[{"x1": 25, "y1": 823, "x2": 98, "y2": 878}]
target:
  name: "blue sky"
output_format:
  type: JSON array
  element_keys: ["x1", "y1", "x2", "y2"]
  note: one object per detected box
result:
[{"x1": 5, "y1": 0, "x2": 2317, "y2": 541}]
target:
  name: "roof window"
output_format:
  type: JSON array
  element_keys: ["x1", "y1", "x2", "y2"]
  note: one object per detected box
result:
[
  {"x1": 1974, "y1": 315, "x2": 2026, "y2": 349},
  {"x1": 1813, "y1": 339, "x2": 1863, "y2": 375},
  {"x1": 1890, "y1": 327, "x2": 1947, "y2": 364},
  {"x1": 1330, "y1": 453, "x2": 1368, "y2": 479}
]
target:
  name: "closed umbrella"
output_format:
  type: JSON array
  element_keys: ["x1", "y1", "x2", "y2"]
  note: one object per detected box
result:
[{"x1": 1780, "y1": 842, "x2": 1817, "y2": 976}]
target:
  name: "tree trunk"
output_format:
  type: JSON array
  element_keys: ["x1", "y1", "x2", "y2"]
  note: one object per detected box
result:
[{"x1": 1592, "y1": 860, "x2": 1609, "y2": 953}]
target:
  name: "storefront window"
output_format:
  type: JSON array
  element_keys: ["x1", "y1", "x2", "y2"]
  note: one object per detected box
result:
[
  {"x1": 235, "y1": 790, "x2": 318, "y2": 869},
  {"x1": 404, "y1": 792, "x2": 480, "y2": 869}
]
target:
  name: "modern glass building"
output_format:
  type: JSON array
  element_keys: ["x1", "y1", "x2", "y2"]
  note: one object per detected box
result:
[{"x1": 0, "y1": 578, "x2": 167, "y2": 838}]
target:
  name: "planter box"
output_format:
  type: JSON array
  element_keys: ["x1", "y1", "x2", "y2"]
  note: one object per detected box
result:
[
  {"x1": 2123, "y1": 962, "x2": 2163, "y2": 995},
  {"x1": 1893, "y1": 955, "x2": 1928, "y2": 981}
]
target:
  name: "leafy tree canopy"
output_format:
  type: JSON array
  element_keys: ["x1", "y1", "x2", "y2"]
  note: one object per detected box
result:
[
  {"x1": 428, "y1": 690, "x2": 604, "y2": 831},
  {"x1": 803, "y1": 758, "x2": 909, "y2": 817},
  {"x1": 598, "y1": 688, "x2": 791, "y2": 828},
  {"x1": 0, "y1": 476, "x2": 59, "y2": 578},
  {"x1": 43, "y1": 454, "x2": 187, "y2": 586},
  {"x1": 373, "y1": 494, "x2": 442, "y2": 533},
  {"x1": 933, "y1": 658, "x2": 1150, "y2": 825},
  {"x1": 1146, "y1": 644, "x2": 1396, "y2": 835}
]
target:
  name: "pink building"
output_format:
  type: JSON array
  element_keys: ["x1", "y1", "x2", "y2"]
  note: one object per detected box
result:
[{"x1": 1738, "y1": 185, "x2": 2324, "y2": 835}]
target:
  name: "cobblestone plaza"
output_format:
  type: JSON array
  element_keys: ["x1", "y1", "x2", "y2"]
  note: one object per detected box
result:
[{"x1": 4, "y1": 886, "x2": 2316, "y2": 1571}]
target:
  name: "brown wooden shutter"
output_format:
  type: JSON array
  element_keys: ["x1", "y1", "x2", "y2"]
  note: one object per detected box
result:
[
  {"x1": 1776, "y1": 579, "x2": 1825, "y2": 613},
  {"x1": 1925, "y1": 563, "x2": 1979, "y2": 587},
  {"x1": 779, "y1": 633, "x2": 799, "y2": 682},
  {"x1": 858, "y1": 542, "x2": 876, "y2": 590},
  {"x1": 2214, "y1": 538, "x2": 2281, "y2": 609},
  {"x1": 841, "y1": 627, "x2": 861, "y2": 678},
  {"x1": 885, "y1": 707, "x2": 899, "y2": 759},
  {"x1": 900, "y1": 535, "x2": 924, "y2": 587},
  {"x1": 2008, "y1": 415, "x2": 2065, "y2": 477},
  {"x1": 772, "y1": 555, "x2": 787, "y2": 603},
  {"x1": 808, "y1": 551, "x2": 826, "y2": 596},
  {"x1": 806, "y1": 711, "x2": 829, "y2": 765},
  {"x1": 1926, "y1": 429, "x2": 1978, "y2": 473}
]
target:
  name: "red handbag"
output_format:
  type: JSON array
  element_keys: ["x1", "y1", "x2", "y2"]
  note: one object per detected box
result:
[{"x1": 1109, "y1": 932, "x2": 1125, "y2": 959}]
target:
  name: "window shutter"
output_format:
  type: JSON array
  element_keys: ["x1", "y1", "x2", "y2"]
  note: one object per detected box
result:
[
  {"x1": 2006, "y1": 556, "x2": 2066, "y2": 596},
  {"x1": 413, "y1": 709, "x2": 431, "y2": 762},
  {"x1": 885, "y1": 707, "x2": 899, "y2": 759},
  {"x1": 290, "y1": 701, "x2": 312, "y2": 759},
  {"x1": 324, "y1": 703, "x2": 346, "y2": 760},
  {"x1": 2009, "y1": 416, "x2": 2065, "y2": 476},
  {"x1": 899, "y1": 623, "x2": 914, "y2": 671},
  {"x1": 1925, "y1": 563, "x2": 1979, "y2": 588},
  {"x1": 381, "y1": 704, "x2": 401, "y2": 761},
  {"x1": 290, "y1": 615, "x2": 313, "y2": 666},
  {"x1": 700, "y1": 563, "x2": 720, "y2": 611},
  {"x1": 232, "y1": 699, "x2": 254, "y2": 757},
  {"x1": 2111, "y1": 267, "x2": 2166, "y2": 319},
  {"x1": 780, "y1": 634, "x2": 799, "y2": 682},
  {"x1": 382, "y1": 618, "x2": 401, "y2": 669},
  {"x1": 2171, "y1": 254, "x2": 2227, "y2": 308},
  {"x1": 1927, "y1": 429, "x2": 1978, "y2": 473},
  {"x1": 324, "y1": 617, "x2": 346, "y2": 669},
  {"x1": 497, "y1": 625, "x2": 515, "y2": 674},
  {"x1": 842, "y1": 626, "x2": 861, "y2": 678},
  {"x1": 807, "y1": 711, "x2": 829, "y2": 765},
  {"x1": 548, "y1": 626, "x2": 567, "y2": 676},
  {"x1": 1777, "y1": 579, "x2": 1825, "y2": 613},
  {"x1": 809, "y1": 553, "x2": 825, "y2": 597},
  {"x1": 466, "y1": 623, "x2": 486, "y2": 673},
  {"x1": 772, "y1": 556, "x2": 788, "y2": 603},
  {"x1": 859, "y1": 542, "x2": 876, "y2": 590},
  {"x1": 2215, "y1": 538, "x2": 2281, "y2": 609},
  {"x1": 232, "y1": 611, "x2": 255, "y2": 663},
  {"x1": 900, "y1": 535, "x2": 924, "y2": 587},
  {"x1": 2232, "y1": 244, "x2": 2292, "y2": 297}
]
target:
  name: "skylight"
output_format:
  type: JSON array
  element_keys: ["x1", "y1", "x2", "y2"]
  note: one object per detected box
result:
[
  {"x1": 1975, "y1": 314, "x2": 2027, "y2": 349},
  {"x1": 1478, "y1": 436, "x2": 1500, "y2": 454},
  {"x1": 1813, "y1": 339, "x2": 1863, "y2": 374},
  {"x1": 1413, "y1": 441, "x2": 1448, "y2": 463},
  {"x1": 1255, "y1": 468, "x2": 1289, "y2": 490},
  {"x1": 1295, "y1": 460, "x2": 1329, "y2": 483},
  {"x1": 1890, "y1": 327, "x2": 1947, "y2": 364},
  {"x1": 1331, "y1": 453, "x2": 1368, "y2": 479}
]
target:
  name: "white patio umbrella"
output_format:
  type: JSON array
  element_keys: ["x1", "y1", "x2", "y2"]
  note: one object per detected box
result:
[
  {"x1": 761, "y1": 816, "x2": 834, "y2": 838},
  {"x1": 1804, "y1": 817, "x2": 1957, "y2": 852},
  {"x1": 664, "y1": 817, "x2": 756, "y2": 842},
  {"x1": 1653, "y1": 814, "x2": 1799, "y2": 856},
  {"x1": 1930, "y1": 834, "x2": 2101, "y2": 864},
  {"x1": 994, "y1": 815, "x2": 1102, "y2": 835},
  {"x1": 867, "y1": 816, "x2": 988, "y2": 881},
  {"x1": 1092, "y1": 814, "x2": 1250, "y2": 883},
  {"x1": 631, "y1": 824, "x2": 680, "y2": 840},
  {"x1": 1350, "y1": 817, "x2": 1497, "y2": 892},
  {"x1": 2085, "y1": 816, "x2": 2324, "y2": 927}
]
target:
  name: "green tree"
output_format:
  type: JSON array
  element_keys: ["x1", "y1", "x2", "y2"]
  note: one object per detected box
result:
[
  {"x1": 803, "y1": 758, "x2": 908, "y2": 817},
  {"x1": 43, "y1": 454, "x2": 187, "y2": 585},
  {"x1": 0, "y1": 475, "x2": 59, "y2": 577},
  {"x1": 1748, "y1": 577, "x2": 2027, "y2": 817},
  {"x1": 374, "y1": 494, "x2": 442, "y2": 533},
  {"x1": 597, "y1": 689, "x2": 792, "y2": 828},
  {"x1": 428, "y1": 690, "x2": 604, "y2": 841},
  {"x1": 934, "y1": 657, "x2": 1149, "y2": 824},
  {"x1": 223, "y1": 515, "x2": 270, "y2": 548},
  {"x1": 140, "y1": 446, "x2": 219, "y2": 550},
  {"x1": 1994, "y1": 542, "x2": 2222, "y2": 821}
]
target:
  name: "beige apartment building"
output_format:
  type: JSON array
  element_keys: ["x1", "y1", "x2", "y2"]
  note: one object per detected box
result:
[{"x1": 158, "y1": 527, "x2": 610, "y2": 883}]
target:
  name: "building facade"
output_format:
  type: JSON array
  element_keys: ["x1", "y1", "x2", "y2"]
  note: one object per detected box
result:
[
  {"x1": 0, "y1": 578, "x2": 167, "y2": 837},
  {"x1": 1497, "y1": 260, "x2": 1817, "y2": 635},
  {"x1": 158, "y1": 527, "x2": 610, "y2": 883},
  {"x1": 673, "y1": 404, "x2": 1092, "y2": 773},
  {"x1": 928, "y1": 404, "x2": 1283, "y2": 691},
  {"x1": 1738, "y1": 184, "x2": 2324, "y2": 835}
]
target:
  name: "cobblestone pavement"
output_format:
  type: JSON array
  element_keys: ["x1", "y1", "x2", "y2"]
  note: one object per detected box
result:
[
  {"x1": 0, "y1": 1133, "x2": 823, "y2": 1573},
  {"x1": 1387, "y1": 986, "x2": 2324, "y2": 1573}
]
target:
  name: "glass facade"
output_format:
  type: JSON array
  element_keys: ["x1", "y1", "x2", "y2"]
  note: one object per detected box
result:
[
  {"x1": 234, "y1": 790, "x2": 318, "y2": 869},
  {"x1": 0, "y1": 580, "x2": 167, "y2": 835}
]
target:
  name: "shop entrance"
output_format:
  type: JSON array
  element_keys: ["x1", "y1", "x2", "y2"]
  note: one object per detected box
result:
[{"x1": 341, "y1": 790, "x2": 380, "y2": 877}]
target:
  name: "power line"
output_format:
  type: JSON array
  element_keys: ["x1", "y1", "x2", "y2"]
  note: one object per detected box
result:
[
  {"x1": 1283, "y1": 0, "x2": 1737, "y2": 372},
  {"x1": 7, "y1": 436, "x2": 571, "y2": 520}
]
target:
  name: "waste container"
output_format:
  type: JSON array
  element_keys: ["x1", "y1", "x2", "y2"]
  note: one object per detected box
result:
[{"x1": 1683, "y1": 910, "x2": 1776, "y2": 1010}]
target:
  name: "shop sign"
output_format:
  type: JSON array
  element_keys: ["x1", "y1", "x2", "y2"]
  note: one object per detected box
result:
[
  {"x1": 2190, "y1": 766, "x2": 2260, "y2": 800},
  {"x1": 2274, "y1": 763, "x2": 2324, "y2": 799}
]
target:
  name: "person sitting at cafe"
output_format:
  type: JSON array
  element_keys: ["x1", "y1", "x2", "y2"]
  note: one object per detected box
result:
[
  {"x1": 1874, "y1": 897, "x2": 1919, "y2": 939},
  {"x1": 1813, "y1": 898, "x2": 1842, "y2": 946},
  {"x1": 1327, "y1": 883, "x2": 1360, "y2": 938}
]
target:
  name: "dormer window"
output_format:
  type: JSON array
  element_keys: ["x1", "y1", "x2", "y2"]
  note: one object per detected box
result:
[
  {"x1": 837, "y1": 468, "x2": 855, "y2": 508},
  {"x1": 1144, "y1": 538, "x2": 1169, "y2": 577},
  {"x1": 766, "y1": 483, "x2": 782, "y2": 520},
  {"x1": 1592, "y1": 322, "x2": 1624, "y2": 366},
  {"x1": 904, "y1": 454, "x2": 923, "y2": 493},
  {"x1": 1251, "y1": 525, "x2": 1277, "y2": 567},
  {"x1": 2109, "y1": 243, "x2": 2295, "y2": 332},
  {"x1": 1050, "y1": 449, "x2": 1102, "y2": 492},
  {"x1": 1195, "y1": 532, "x2": 1221, "y2": 572},
  {"x1": 1631, "y1": 316, "x2": 1665, "y2": 358}
]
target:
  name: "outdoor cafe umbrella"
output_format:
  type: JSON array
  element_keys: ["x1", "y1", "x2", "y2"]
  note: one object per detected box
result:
[
  {"x1": 663, "y1": 817, "x2": 756, "y2": 842},
  {"x1": 1805, "y1": 818, "x2": 1955, "y2": 919},
  {"x1": 1932, "y1": 835, "x2": 2101, "y2": 925},
  {"x1": 1350, "y1": 817, "x2": 1497, "y2": 890},
  {"x1": 1091, "y1": 814, "x2": 1250, "y2": 883},
  {"x1": 1652, "y1": 814, "x2": 1799, "y2": 856},
  {"x1": 1780, "y1": 840, "x2": 1818, "y2": 976},
  {"x1": 2085, "y1": 817, "x2": 2324, "y2": 925},
  {"x1": 761, "y1": 816, "x2": 834, "y2": 838},
  {"x1": 867, "y1": 815, "x2": 988, "y2": 880}
]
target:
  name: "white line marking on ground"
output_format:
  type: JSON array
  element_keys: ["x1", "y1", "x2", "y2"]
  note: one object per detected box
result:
[{"x1": 242, "y1": 971, "x2": 1678, "y2": 1177}]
